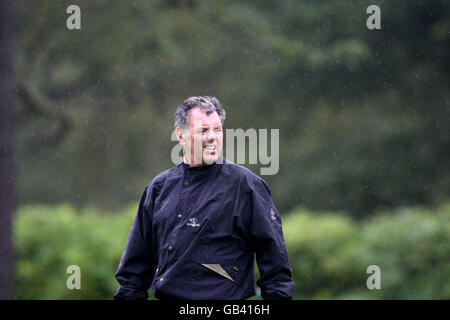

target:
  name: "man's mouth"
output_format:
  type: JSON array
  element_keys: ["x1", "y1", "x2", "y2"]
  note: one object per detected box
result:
[{"x1": 204, "y1": 145, "x2": 216, "y2": 151}]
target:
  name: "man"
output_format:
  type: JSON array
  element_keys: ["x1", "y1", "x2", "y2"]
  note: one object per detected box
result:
[{"x1": 114, "y1": 96, "x2": 295, "y2": 300}]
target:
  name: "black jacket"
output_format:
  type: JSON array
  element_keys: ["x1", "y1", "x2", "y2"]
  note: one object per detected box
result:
[{"x1": 114, "y1": 158, "x2": 295, "y2": 300}]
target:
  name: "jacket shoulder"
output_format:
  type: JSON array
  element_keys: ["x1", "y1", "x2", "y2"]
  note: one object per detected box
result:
[
  {"x1": 146, "y1": 165, "x2": 180, "y2": 190},
  {"x1": 221, "y1": 159, "x2": 268, "y2": 190}
]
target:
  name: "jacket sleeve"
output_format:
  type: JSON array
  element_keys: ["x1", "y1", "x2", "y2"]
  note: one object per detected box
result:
[
  {"x1": 114, "y1": 185, "x2": 157, "y2": 300},
  {"x1": 248, "y1": 178, "x2": 295, "y2": 300}
]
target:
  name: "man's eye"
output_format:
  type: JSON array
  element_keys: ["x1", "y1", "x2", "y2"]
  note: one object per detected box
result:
[{"x1": 214, "y1": 128, "x2": 222, "y2": 133}]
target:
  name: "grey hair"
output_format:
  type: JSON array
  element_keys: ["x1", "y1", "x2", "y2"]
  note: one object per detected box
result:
[{"x1": 174, "y1": 96, "x2": 226, "y2": 130}]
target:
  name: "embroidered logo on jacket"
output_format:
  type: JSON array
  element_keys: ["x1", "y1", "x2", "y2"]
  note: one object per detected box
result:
[
  {"x1": 186, "y1": 218, "x2": 200, "y2": 227},
  {"x1": 269, "y1": 207, "x2": 277, "y2": 221}
]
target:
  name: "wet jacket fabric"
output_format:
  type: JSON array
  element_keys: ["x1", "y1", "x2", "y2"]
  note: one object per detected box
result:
[{"x1": 114, "y1": 158, "x2": 295, "y2": 300}]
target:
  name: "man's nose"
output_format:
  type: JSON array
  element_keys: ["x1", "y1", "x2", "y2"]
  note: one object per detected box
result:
[{"x1": 206, "y1": 130, "x2": 216, "y2": 142}]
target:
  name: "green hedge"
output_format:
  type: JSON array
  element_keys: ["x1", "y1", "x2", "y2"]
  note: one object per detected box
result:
[
  {"x1": 13, "y1": 204, "x2": 135, "y2": 299},
  {"x1": 13, "y1": 202, "x2": 449, "y2": 299},
  {"x1": 283, "y1": 204, "x2": 450, "y2": 299}
]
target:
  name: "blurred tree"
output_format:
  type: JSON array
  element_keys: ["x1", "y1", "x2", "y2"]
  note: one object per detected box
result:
[
  {"x1": 0, "y1": 0, "x2": 16, "y2": 299},
  {"x1": 14, "y1": 0, "x2": 450, "y2": 218}
]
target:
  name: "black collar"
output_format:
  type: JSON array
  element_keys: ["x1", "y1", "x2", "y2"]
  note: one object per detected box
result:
[{"x1": 178, "y1": 157, "x2": 225, "y2": 172}]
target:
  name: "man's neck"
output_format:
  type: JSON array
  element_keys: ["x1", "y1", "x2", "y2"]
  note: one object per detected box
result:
[{"x1": 183, "y1": 155, "x2": 203, "y2": 167}]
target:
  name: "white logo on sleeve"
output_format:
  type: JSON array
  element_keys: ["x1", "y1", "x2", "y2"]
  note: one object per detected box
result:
[
  {"x1": 269, "y1": 208, "x2": 277, "y2": 220},
  {"x1": 187, "y1": 218, "x2": 200, "y2": 227}
]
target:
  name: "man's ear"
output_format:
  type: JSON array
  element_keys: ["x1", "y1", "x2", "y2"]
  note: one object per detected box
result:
[{"x1": 176, "y1": 127, "x2": 186, "y2": 145}]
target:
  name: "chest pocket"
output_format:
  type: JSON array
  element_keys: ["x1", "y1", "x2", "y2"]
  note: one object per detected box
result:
[{"x1": 153, "y1": 194, "x2": 178, "y2": 237}]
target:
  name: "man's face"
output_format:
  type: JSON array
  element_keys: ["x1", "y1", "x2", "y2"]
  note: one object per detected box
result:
[{"x1": 177, "y1": 106, "x2": 223, "y2": 166}]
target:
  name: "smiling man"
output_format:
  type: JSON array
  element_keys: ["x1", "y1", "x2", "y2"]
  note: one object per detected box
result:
[
  {"x1": 175, "y1": 99, "x2": 224, "y2": 166},
  {"x1": 114, "y1": 96, "x2": 295, "y2": 300}
]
